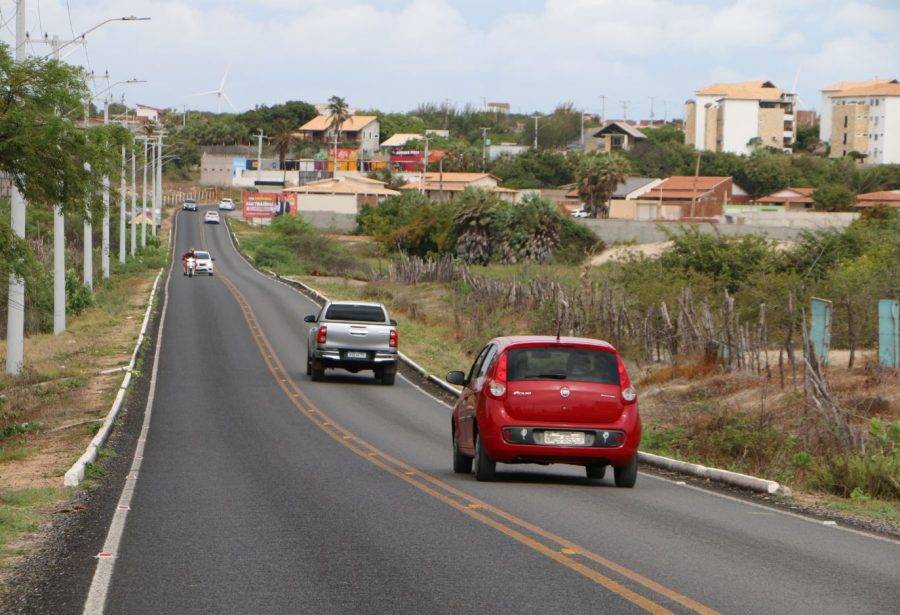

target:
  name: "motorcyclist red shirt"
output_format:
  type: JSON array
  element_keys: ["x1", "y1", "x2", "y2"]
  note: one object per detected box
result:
[{"x1": 182, "y1": 250, "x2": 194, "y2": 261}]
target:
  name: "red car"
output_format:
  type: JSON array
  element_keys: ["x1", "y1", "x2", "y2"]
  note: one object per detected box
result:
[{"x1": 446, "y1": 336, "x2": 641, "y2": 486}]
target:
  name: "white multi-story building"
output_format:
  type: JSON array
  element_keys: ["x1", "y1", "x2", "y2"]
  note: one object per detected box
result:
[
  {"x1": 827, "y1": 81, "x2": 900, "y2": 164},
  {"x1": 819, "y1": 79, "x2": 897, "y2": 143},
  {"x1": 684, "y1": 81, "x2": 795, "y2": 155}
]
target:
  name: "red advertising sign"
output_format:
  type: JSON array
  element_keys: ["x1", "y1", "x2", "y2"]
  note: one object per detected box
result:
[{"x1": 242, "y1": 192, "x2": 277, "y2": 219}]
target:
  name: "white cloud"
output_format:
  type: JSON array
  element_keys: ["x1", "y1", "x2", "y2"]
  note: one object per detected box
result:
[{"x1": 1, "y1": 0, "x2": 897, "y2": 114}]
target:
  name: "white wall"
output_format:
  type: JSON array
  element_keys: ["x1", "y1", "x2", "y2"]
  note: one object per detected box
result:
[
  {"x1": 879, "y1": 97, "x2": 900, "y2": 164},
  {"x1": 296, "y1": 193, "x2": 358, "y2": 214},
  {"x1": 693, "y1": 95, "x2": 717, "y2": 149},
  {"x1": 720, "y1": 99, "x2": 759, "y2": 155},
  {"x1": 820, "y1": 93, "x2": 833, "y2": 142},
  {"x1": 358, "y1": 120, "x2": 381, "y2": 155}
]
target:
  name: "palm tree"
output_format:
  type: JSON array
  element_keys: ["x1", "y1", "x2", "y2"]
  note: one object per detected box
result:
[
  {"x1": 575, "y1": 153, "x2": 630, "y2": 218},
  {"x1": 327, "y1": 96, "x2": 350, "y2": 175},
  {"x1": 269, "y1": 119, "x2": 297, "y2": 171}
]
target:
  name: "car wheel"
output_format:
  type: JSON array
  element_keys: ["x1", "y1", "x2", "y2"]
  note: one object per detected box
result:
[
  {"x1": 381, "y1": 370, "x2": 396, "y2": 386},
  {"x1": 473, "y1": 432, "x2": 496, "y2": 481},
  {"x1": 311, "y1": 361, "x2": 325, "y2": 382},
  {"x1": 306, "y1": 359, "x2": 312, "y2": 376},
  {"x1": 585, "y1": 463, "x2": 607, "y2": 480},
  {"x1": 614, "y1": 455, "x2": 638, "y2": 488},
  {"x1": 452, "y1": 428, "x2": 473, "y2": 474}
]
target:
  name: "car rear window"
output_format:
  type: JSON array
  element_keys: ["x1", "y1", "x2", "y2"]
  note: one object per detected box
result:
[
  {"x1": 507, "y1": 347, "x2": 619, "y2": 384},
  {"x1": 194, "y1": 251, "x2": 209, "y2": 259},
  {"x1": 325, "y1": 304, "x2": 386, "y2": 323}
]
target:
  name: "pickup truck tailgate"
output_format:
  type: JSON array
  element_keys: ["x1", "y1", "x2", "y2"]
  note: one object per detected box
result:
[{"x1": 325, "y1": 322, "x2": 390, "y2": 350}]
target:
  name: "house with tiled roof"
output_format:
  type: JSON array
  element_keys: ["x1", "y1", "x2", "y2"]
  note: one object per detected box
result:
[
  {"x1": 684, "y1": 80, "x2": 796, "y2": 155},
  {"x1": 296, "y1": 115, "x2": 380, "y2": 156},
  {"x1": 590, "y1": 121, "x2": 647, "y2": 153},
  {"x1": 638, "y1": 176, "x2": 732, "y2": 219},
  {"x1": 755, "y1": 187, "x2": 815, "y2": 210},
  {"x1": 824, "y1": 80, "x2": 900, "y2": 164},
  {"x1": 399, "y1": 172, "x2": 517, "y2": 203},
  {"x1": 855, "y1": 190, "x2": 900, "y2": 208}
]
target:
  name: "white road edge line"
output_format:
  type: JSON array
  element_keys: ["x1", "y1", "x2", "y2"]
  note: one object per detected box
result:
[
  {"x1": 222, "y1": 219, "x2": 898, "y2": 546},
  {"x1": 81, "y1": 211, "x2": 179, "y2": 614}
]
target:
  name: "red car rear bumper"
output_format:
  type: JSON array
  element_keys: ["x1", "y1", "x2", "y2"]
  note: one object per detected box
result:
[{"x1": 478, "y1": 401, "x2": 641, "y2": 467}]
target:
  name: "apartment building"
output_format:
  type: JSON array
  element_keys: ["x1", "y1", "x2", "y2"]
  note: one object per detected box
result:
[
  {"x1": 826, "y1": 81, "x2": 900, "y2": 164},
  {"x1": 819, "y1": 78, "x2": 897, "y2": 143},
  {"x1": 684, "y1": 81, "x2": 795, "y2": 155}
]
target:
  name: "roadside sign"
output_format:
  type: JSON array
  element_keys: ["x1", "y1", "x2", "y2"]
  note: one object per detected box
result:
[
  {"x1": 879, "y1": 299, "x2": 899, "y2": 368},
  {"x1": 242, "y1": 192, "x2": 277, "y2": 219},
  {"x1": 810, "y1": 298, "x2": 832, "y2": 365}
]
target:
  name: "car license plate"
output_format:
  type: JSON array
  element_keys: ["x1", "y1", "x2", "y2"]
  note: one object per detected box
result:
[
  {"x1": 544, "y1": 431, "x2": 586, "y2": 446},
  {"x1": 345, "y1": 351, "x2": 367, "y2": 359}
]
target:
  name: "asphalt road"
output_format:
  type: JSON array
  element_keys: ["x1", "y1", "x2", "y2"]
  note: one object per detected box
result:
[{"x1": 94, "y1": 208, "x2": 899, "y2": 614}]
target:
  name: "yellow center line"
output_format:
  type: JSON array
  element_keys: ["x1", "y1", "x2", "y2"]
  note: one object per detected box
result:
[{"x1": 197, "y1": 213, "x2": 716, "y2": 615}]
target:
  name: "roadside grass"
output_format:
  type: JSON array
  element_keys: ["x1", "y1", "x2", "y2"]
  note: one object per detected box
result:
[
  {"x1": 0, "y1": 209, "x2": 171, "y2": 576},
  {"x1": 0, "y1": 487, "x2": 70, "y2": 567}
]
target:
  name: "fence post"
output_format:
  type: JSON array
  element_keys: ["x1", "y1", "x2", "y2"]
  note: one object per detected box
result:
[
  {"x1": 809, "y1": 298, "x2": 833, "y2": 366},
  {"x1": 879, "y1": 299, "x2": 899, "y2": 368}
]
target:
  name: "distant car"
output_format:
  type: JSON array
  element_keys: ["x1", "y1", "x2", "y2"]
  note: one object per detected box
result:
[
  {"x1": 570, "y1": 206, "x2": 590, "y2": 218},
  {"x1": 446, "y1": 336, "x2": 641, "y2": 485},
  {"x1": 218, "y1": 198, "x2": 235, "y2": 211},
  {"x1": 305, "y1": 301, "x2": 398, "y2": 385},
  {"x1": 192, "y1": 250, "x2": 214, "y2": 276},
  {"x1": 204, "y1": 210, "x2": 220, "y2": 224},
  {"x1": 182, "y1": 199, "x2": 198, "y2": 212}
]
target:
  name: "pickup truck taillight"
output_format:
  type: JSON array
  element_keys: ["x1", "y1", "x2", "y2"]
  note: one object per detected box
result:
[
  {"x1": 389, "y1": 329, "x2": 398, "y2": 348},
  {"x1": 316, "y1": 325, "x2": 327, "y2": 344}
]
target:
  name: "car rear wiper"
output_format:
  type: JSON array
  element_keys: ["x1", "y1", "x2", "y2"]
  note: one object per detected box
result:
[{"x1": 535, "y1": 373, "x2": 567, "y2": 379}]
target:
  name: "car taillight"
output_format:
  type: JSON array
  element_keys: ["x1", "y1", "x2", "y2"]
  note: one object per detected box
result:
[
  {"x1": 389, "y1": 329, "x2": 398, "y2": 348},
  {"x1": 617, "y1": 355, "x2": 636, "y2": 405},
  {"x1": 316, "y1": 325, "x2": 327, "y2": 344},
  {"x1": 487, "y1": 352, "x2": 508, "y2": 399}
]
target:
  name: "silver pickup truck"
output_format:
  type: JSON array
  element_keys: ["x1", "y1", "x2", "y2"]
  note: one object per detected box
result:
[{"x1": 304, "y1": 301, "x2": 399, "y2": 385}]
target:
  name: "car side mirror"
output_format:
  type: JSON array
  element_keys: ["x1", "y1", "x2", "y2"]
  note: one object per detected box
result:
[
  {"x1": 211, "y1": 258, "x2": 216, "y2": 261},
  {"x1": 446, "y1": 370, "x2": 467, "y2": 386},
  {"x1": 390, "y1": 318, "x2": 398, "y2": 326},
  {"x1": 303, "y1": 314, "x2": 317, "y2": 323}
]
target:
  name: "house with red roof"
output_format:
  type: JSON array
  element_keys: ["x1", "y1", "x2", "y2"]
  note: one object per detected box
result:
[
  {"x1": 855, "y1": 190, "x2": 900, "y2": 208},
  {"x1": 755, "y1": 187, "x2": 816, "y2": 210}
]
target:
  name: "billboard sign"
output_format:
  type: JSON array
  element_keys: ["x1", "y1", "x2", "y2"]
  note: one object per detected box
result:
[{"x1": 242, "y1": 192, "x2": 278, "y2": 219}]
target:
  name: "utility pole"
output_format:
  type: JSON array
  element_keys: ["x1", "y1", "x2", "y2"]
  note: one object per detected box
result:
[
  {"x1": 598, "y1": 95, "x2": 607, "y2": 125},
  {"x1": 649, "y1": 96, "x2": 658, "y2": 123},
  {"x1": 421, "y1": 136, "x2": 430, "y2": 195},
  {"x1": 6, "y1": 0, "x2": 27, "y2": 373},
  {"x1": 480, "y1": 127, "x2": 488, "y2": 171},
  {"x1": 102, "y1": 95, "x2": 111, "y2": 280},
  {"x1": 663, "y1": 100, "x2": 669, "y2": 123},
  {"x1": 256, "y1": 130, "x2": 265, "y2": 181},
  {"x1": 130, "y1": 148, "x2": 137, "y2": 256},
  {"x1": 141, "y1": 138, "x2": 147, "y2": 248},
  {"x1": 119, "y1": 143, "x2": 126, "y2": 264},
  {"x1": 620, "y1": 100, "x2": 630, "y2": 122},
  {"x1": 532, "y1": 115, "x2": 540, "y2": 148},
  {"x1": 154, "y1": 133, "x2": 163, "y2": 236},
  {"x1": 689, "y1": 151, "x2": 702, "y2": 219},
  {"x1": 51, "y1": 36, "x2": 66, "y2": 335}
]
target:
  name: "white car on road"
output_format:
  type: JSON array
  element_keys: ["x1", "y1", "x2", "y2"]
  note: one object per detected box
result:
[
  {"x1": 204, "y1": 210, "x2": 221, "y2": 224},
  {"x1": 570, "y1": 206, "x2": 591, "y2": 218},
  {"x1": 218, "y1": 198, "x2": 236, "y2": 211},
  {"x1": 192, "y1": 250, "x2": 215, "y2": 276}
]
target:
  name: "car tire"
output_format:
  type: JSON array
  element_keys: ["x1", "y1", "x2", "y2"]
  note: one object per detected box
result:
[
  {"x1": 381, "y1": 370, "x2": 396, "y2": 386},
  {"x1": 306, "y1": 359, "x2": 312, "y2": 376},
  {"x1": 311, "y1": 361, "x2": 325, "y2": 382},
  {"x1": 452, "y1": 429, "x2": 473, "y2": 474},
  {"x1": 473, "y1": 432, "x2": 496, "y2": 481},
  {"x1": 614, "y1": 455, "x2": 638, "y2": 488},
  {"x1": 585, "y1": 463, "x2": 607, "y2": 480}
]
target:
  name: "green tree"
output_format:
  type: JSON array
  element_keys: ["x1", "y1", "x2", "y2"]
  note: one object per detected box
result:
[
  {"x1": 327, "y1": 95, "x2": 350, "y2": 166},
  {"x1": 490, "y1": 149, "x2": 573, "y2": 188},
  {"x1": 523, "y1": 102, "x2": 582, "y2": 149},
  {"x1": 794, "y1": 124, "x2": 820, "y2": 152},
  {"x1": 736, "y1": 151, "x2": 791, "y2": 199},
  {"x1": 812, "y1": 184, "x2": 857, "y2": 211},
  {"x1": 574, "y1": 153, "x2": 631, "y2": 218}
]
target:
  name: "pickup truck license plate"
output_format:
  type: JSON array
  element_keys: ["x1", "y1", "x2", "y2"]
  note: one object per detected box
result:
[
  {"x1": 345, "y1": 351, "x2": 367, "y2": 359},
  {"x1": 544, "y1": 431, "x2": 586, "y2": 446}
]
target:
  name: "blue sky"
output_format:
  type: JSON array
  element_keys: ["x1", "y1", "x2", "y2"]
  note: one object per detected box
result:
[{"x1": 2, "y1": 0, "x2": 899, "y2": 118}]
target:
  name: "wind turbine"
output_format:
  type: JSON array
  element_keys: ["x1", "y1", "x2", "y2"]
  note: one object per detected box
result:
[{"x1": 191, "y1": 66, "x2": 236, "y2": 113}]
